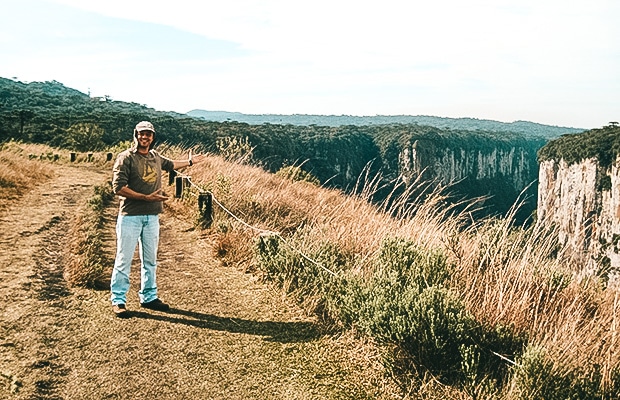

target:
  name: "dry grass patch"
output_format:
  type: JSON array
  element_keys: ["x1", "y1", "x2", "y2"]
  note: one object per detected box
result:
[
  {"x1": 162, "y1": 149, "x2": 620, "y2": 398},
  {"x1": 0, "y1": 142, "x2": 57, "y2": 208},
  {"x1": 64, "y1": 183, "x2": 115, "y2": 287}
]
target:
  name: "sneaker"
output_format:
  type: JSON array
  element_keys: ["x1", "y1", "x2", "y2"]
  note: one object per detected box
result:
[
  {"x1": 140, "y1": 298, "x2": 170, "y2": 312},
  {"x1": 112, "y1": 304, "x2": 130, "y2": 318}
]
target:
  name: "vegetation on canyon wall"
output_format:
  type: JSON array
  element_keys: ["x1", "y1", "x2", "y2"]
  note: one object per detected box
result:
[{"x1": 0, "y1": 77, "x2": 557, "y2": 218}]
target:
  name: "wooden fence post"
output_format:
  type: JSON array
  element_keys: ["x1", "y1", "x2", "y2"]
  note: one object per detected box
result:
[
  {"x1": 198, "y1": 192, "x2": 213, "y2": 229},
  {"x1": 175, "y1": 176, "x2": 183, "y2": 198},
  {"x1": 168, "y1": 170, "x2": 177, "y2": 186}
]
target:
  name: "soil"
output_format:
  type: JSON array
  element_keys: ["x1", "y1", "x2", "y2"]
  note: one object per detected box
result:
[{"x1": 0, "y1": 161, "x2": 398, "y2": 400}]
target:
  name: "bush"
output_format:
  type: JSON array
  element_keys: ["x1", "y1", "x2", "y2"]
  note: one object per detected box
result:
[
  {"x1": 257, "y1": 235, "x2": 528, "y2": 390},
  {"x1": 509, "y1": 344, "x2": 620, "y2": 400},
  {"x1": 329, "y1": 239, "x2": 474, "y2": 378},
  {"x1": 256, "y1": 234, "x2": 348, "y2": 316}
]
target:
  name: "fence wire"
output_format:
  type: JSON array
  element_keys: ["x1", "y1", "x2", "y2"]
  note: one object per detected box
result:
[{"x1": 173, "y1": 170, "x2": 337, "y2": 276}]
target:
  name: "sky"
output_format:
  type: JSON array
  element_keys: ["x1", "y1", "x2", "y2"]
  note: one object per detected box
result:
[{"x1": 1, "y1": 0, "x2": 618, "y2": 129}]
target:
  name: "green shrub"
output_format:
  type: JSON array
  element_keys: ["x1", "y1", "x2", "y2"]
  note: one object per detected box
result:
[
  {"x1": 104, "y1": 140, "x2": 132, "y2": 157},
  {"x1": 256, "y1": 235, "x2": 527, "y2": 391},
  {"x1": 88, "y1": 182, "x2": 115, "y2": 213},
  {"x1": 255, "y1": 234, "x2": 347, "y2": 312},
  {"x1": 473, "y1": 323, "x2": 527, "y2": 396},
  {"x1": 333, "y1": 239, "x2": 477, "y2": 378},
  {"x1": 376, "y1": 238, "x2": 451, "y2": 288},
  {"x1": 509, "y1": 344, "x2": 620, "y2": 400},
  {"x1": 511, "y1": 345, "x2": 569, "y2": 400}
]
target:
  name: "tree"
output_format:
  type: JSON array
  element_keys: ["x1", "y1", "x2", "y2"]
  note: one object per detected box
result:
[
  {"x1": 65, "y1": 123, "x2": 106, "y2": 152},
  {"x1": 16, "y1": 109, "x2": 34, "y2": 138}
]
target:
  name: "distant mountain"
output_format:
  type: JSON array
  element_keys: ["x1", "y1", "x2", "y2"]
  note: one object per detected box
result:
[{"x1": 187, "y1": 110, "x2": 585, "y2": 139}]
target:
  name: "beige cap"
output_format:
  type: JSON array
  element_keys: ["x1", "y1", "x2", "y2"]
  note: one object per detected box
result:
[{"x1": 135, "y1": 121, "x2": 155, "y2": 132}]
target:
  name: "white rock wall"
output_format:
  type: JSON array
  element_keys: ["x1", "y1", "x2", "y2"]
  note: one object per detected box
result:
[
  {"x1": 538, "y1": 157, "x2": 620, "y2": 269},
  {"x1": 398, "y1": 142, "x2": 534, "y2": 191}
]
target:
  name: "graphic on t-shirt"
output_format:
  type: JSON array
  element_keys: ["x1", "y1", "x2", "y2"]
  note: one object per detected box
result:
[{"x1": 142, "y1": 163, "x2": 157, "y2": 184}]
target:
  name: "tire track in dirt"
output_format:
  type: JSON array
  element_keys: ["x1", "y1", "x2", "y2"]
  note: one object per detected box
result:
[{"x1": 0, "y1": 164, "x2": 107, "y2": 400}]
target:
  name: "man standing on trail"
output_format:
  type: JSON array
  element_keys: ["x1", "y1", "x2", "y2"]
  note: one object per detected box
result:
[{"x1": 110, "y1": 120, "x2": 205, "y2": 318}]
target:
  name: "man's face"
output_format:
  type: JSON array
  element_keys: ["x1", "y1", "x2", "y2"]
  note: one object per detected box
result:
[{"x1": 136, "y1": 130, "x2": 154, "y2": 149}]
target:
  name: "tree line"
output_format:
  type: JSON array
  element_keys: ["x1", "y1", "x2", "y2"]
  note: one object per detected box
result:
[
  {"x1": 537, "y1": 123, "x2": 620, "y2": 170},
  {"x1": 1, "y1": 77, "x2": 554, "y2": 217}
]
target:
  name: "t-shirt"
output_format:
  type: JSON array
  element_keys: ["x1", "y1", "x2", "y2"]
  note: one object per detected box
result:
[{"x1": 112, "y1": 148, "x2": 175, "y2": 215}]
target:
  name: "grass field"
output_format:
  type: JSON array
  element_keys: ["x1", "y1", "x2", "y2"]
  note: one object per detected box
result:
[{"x1": 3, "y1": 141, "x2": 619, "y2": 399}]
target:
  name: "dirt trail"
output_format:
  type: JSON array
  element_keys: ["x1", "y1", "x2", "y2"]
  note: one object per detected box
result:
[
  {"x1": 0, "y1": 162, "x2": 391, "y2": 400},
  {"x1": 0, "y1": 163, "x2": 107, "y2": 399}
]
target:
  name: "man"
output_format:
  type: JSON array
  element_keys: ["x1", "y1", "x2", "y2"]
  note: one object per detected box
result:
[{"x1": 110, "y1": 120, "x2": 205, "y2": 318}]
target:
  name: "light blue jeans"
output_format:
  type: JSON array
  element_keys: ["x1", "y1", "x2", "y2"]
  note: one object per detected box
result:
[{"x1": 110, "y1": 214, "x2": 160, "y2": 305}]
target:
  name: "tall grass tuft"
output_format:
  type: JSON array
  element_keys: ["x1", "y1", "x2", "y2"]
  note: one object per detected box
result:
[{"x1": 65, "y1": 183, "x2": 115, "y2": 287}]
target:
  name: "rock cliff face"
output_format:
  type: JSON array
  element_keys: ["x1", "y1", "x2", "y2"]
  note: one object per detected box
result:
[
  {"x1": 399, "y1": 140, "x2": 536, "y2": 190},
  {"x1": 538, "y1": 157, "x2": 620, "y2": 270},
  {"x1": 293, "y1": 126, "x2": 547, "y2": 219},
  {"x1": 395, "y1": 138, "x2": 542, "y2": 218}
]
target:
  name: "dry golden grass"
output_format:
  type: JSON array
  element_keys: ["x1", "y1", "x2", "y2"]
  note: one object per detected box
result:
[
  {"x1": 0, "y1": 142, "x2": 57, "y2": 208},
  {"x1": 2, "y1": 144, "x2": 406, "y2": 400},
  {"x1": 64, "y1": 196, "x2": 115, "y2": 288},
  {"x1": 6, "y1": 141, "x2": 615, "y2": 397},
  {"x1": 182, "y1": 155, "x2": 468, "y2": 266},
  {"x1": 165, "y1": 150, "x2": 620, "y2": 398},
  {"x1": 0, "y1": 142, "x2": 116, "y2": 286},
  {"x1": 451, "y1": 207, "x2": 620, "y2": 395},
  {"x1": 0, "y1": 141, "x2": 116, "y2": 211}
]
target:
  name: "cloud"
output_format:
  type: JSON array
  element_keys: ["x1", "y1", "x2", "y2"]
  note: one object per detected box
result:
[{"x1": 2, "y1": 0, "x2": 618, "y2": 127}]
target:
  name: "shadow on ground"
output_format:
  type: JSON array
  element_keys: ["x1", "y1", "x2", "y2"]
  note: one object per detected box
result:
[{"x1": 128, "y1": 307, "x2": 322, "y2": 343}]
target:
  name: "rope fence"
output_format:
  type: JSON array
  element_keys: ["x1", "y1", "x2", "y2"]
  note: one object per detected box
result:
[
  {"x1": 171, "y1": 169, "x2": 337, "y2": 276},
  {"x1": 170, "y1": 169, "x2": 519, "y2": 366}
]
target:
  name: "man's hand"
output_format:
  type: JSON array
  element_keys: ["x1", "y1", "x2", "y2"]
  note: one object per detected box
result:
[
  {"x1": 117, "y1": 186, "x2": 167, "y2": 202},
  {"x1": 144, "y1": 189, "x2": 169, "y2": 202},
  {"x1": 190, "y1": 152, "x2": 207, "y2": 165}
]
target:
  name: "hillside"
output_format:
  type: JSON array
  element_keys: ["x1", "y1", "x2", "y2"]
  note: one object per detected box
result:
[
  {"x1": 187, "y1": 110, "x2": 585, "y2": 139},
  {"x1": 538, "y1": 122, "x2": 620, "y2": 168},
  {"x1": 536, "y1": 123, "x2": 620, "y2": 275},
  {"x1": 0, "y1": 145, "x2": 398, "y2": 400}
]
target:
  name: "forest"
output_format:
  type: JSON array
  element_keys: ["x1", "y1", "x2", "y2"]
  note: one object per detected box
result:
[
  {"x1": 0, "y1": 77, "x2": 560, "y2": 217},
  {"x1": 538, "y1": 122, "x2": 620, "y2": 169}
]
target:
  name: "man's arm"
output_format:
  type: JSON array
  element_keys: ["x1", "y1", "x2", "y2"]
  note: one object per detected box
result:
[
  {"x1": 116, "y1": 186, "x2": 169, "y2": 202},
  {"x1": 172, "y1": 150, "x2": 207, "y2": 170},
  {"x1": 172, "y1": 159, "x2": 193, "y2": 170}
]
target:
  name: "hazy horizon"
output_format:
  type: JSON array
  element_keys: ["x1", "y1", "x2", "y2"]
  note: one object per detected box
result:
[{"x1": 1, "y1": 0, "x2": 618, "y2": 129}]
